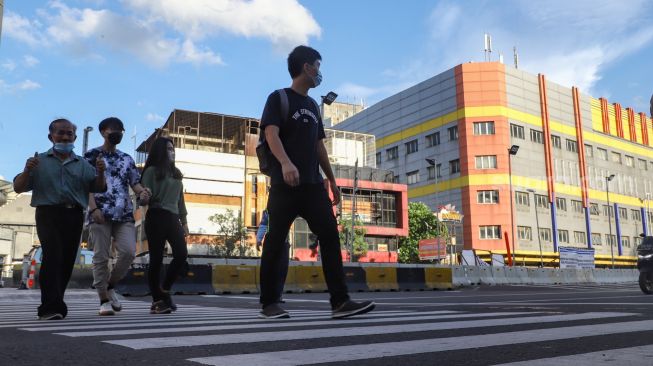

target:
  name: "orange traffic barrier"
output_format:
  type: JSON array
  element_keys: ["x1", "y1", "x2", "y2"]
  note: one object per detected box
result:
[{"x1": 26, "y1": 259, "x2": 37, "y2": 289}]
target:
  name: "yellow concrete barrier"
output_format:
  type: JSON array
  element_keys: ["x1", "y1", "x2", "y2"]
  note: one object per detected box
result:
[
  {"x1": 213, "y1": 264, "x2": 259, "y2": 294},
  {"x1": 425, "y1": 267, "x2": 453, "y2": 290},
  {"x1": 294, "y1": 265, "x2": 327, "y2": 292},
  {"x1": 364, "y1": 266, "x2": 398, "y2": 291}
]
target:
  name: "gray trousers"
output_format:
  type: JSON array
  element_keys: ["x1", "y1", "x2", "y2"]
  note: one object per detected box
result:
[{"x1": 89, "y1": 221, "x2": 136, "y2": 300}]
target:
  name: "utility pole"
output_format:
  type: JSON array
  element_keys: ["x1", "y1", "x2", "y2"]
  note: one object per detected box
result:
[{"x1": 350, "y1": 158, "x2": 359, "y2": 262}]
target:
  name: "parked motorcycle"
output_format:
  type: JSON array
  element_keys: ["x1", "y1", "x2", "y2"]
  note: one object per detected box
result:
[{"x1": 637, "y1": 236, "x2": 653, "y2": 294}]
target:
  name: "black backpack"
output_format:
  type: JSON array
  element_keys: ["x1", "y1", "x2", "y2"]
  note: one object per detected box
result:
[{"x1": 256, "y1": 89, "x2": 320, "y2": 176}]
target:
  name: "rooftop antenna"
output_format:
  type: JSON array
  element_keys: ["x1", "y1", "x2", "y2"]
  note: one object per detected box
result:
[
  {"x1": 484, "y1": 33, "x2": 493, "y2": 61},
  {"x1": 513, "y1": 46, "x2": 519, "y2": 69},
  {"x1": 132, "y1": 126, "x2": 137, "y2": 156}
]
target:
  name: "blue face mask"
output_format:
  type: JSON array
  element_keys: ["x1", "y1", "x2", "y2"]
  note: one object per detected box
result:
[{"x1": 53, "y1": 142, "x2": 75, "y2": 154}]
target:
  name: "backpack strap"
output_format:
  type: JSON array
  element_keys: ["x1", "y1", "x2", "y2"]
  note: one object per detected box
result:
[
  {"x1": 308, "y1": 96, "x2": 321, "y2": 120},
  {"x1": 259, "y1": 89, "x2": 289, "y2": 144}
]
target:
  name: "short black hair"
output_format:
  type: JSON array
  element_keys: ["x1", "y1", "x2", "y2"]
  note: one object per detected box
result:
[
  {"x1": 49, "y1": 118, "x2": 76, "y2": 133},
  {"x1": 99, "y1": 117, "x2": 124, "y2": 132},
  {"x1": 287, "y1": 45, "x2": 321, "y2": 79}
]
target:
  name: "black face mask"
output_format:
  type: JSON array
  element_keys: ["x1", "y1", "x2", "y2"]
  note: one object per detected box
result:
[{"x1": 108, "y1": 132, "x2": 123, "y2": 145}]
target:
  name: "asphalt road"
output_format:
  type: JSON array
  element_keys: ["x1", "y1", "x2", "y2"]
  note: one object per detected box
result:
[{"x1": 1, "y1": 283, "x2": 652, "y2": 366}]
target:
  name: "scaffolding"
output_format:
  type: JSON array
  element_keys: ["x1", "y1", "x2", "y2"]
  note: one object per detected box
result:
[{"x1": 136, "y1": 109, "x2": 259, "y2": 164}]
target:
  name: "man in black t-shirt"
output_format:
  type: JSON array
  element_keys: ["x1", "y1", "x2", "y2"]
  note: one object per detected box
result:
[{"x1": 258, "y1": 45, "x2": 375, "y2": 319}]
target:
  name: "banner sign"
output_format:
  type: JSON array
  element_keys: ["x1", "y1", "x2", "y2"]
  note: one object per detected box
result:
[
  {"x1": 418, "y1": 238, "x2": 447, "y2": 260},
  {"x1": 559, "y1": 246, "x2": 595, "y2": 269},
  {"x1": 436, "y1": 204, "x2": 463, "y2": 223}
]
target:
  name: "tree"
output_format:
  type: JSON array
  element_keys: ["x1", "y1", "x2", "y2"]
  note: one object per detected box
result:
[
  {"x1": 398, "y1": 201, "x2": 448, "y2": 263},
  {"x1": 339, "y1": 216, "x2": 368, "y2": 261},
  {"x1": 208, "y1": 209, "x2": 249, "y2": 257}
]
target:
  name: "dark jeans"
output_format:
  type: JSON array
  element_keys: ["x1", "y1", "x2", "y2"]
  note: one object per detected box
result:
[
  {"x1": 260, "y1": 183, "x2": 349, "y2": 308},
  {"x1": 145, "y1": 208, "x2": 188, "y2": 301},
  {"x1": 35, "y1": 206, "x2": 84, "y2": 317},
  {"x1": 270, "y1": 240, "x2": 290, "y2": 301}
]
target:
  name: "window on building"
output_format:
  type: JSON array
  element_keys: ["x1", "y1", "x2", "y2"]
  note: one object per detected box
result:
[
  {"x1": 448, "y1": 126, "x2": 458, "y2": 141},
  {"x1": 625, "y1": 155, "x2": 634, "y2": 167},
  {"x1": 477, "y1": 190, "x2": 499, "y2": 204},
  {"x1": 632, "y1": 209, "x2": 642, "y2": 221},
  {"x1": 426, "y1": 132, "x2": 440, "y2": 147},
  {"x1": 535, "y1": 194, "x2": 550, "y2": 209},
  {"x1": 473, "y1": 121, "x2": 495, "y2": 135},
  {"x1": 585, "y1": 144, "x2": 593, "y2": 158},
  {"x1": 515, "y1": 191, "x2": 530, "y2": 206},
  {"x1": 591, "y1": 233, "x2": 602, "y2": 245},
  {"x1": 603, "y1": 205, "x2": 614, "y2": 218},
  {"x1": 619, "y1": 207, "x2": 628, "y2": 220},
  {"x1": 605, "y1": 234, "x2": 617, "y2": 247},
  {"x1": 530, "y1": 129, "x2": 544, "y2": 144},
  {"x1": 566, "y1": 139, "x2": 578, "y2": 153},
  {"x1": 639, "y1": 158, "x2": 648, "y2": 170},
  {"x1": 539, "y1": 228, "x2": 552, "y2": 242},
  {"x1": 551, "y1": 135, "x2": 561, "y2": 149},
  {"x1": 622, "y1": 236, "x2": 631, "y2": 248},
  {"x1": 590, "y1": 203, "x2": 600, "y2": 216},
  {"x1": 571, "y1": 200, "x2": 583, "y2": 213},
  {"x1": 574, "y1": 231, "x2": 587, "y2": 245},
  {"x1": 406, "y1": 170, "x2": 420, "y2": 185},
  {"x1": 598, "y1": 148, "x2": 608, "y2": 160},
  {"x1": 449, "y1": 159, "x2": 460, "y2": 174},
  {"x1": 436, "y1": 163, "x2": 442, "y2": 178},
  {"x1": 393, "y1": 175, "x2": 400, "y2": 183},
  {"x1": 612, "y1": 152, "x2": 622, "y2": 164},
  {"x1": 475, "y1": 155, "x2": 498, "y2": 169},
  {"x1": 405, "y1": 139, "x2": 418, "y2": 155},
  {"x1": 479, "y1": 225, "x2": 501, "y2": 239},
  {"x1": 427, "y1": 166, "x2": 435, "y2": 180},
  {"x1": 518, "y1": 226, "x2": 532, "y2": 241},
  {"x1": 556, "y1": 197, "x2": 567, "y2": 212},
  {"x1": 511, "y1": 124, "x2": 525, "y2": 139},
  {"x1": 376, "y1": 152, "x2": 381, "y2": 165},
  {"x1": 386, "y1": 146, "x2": 398, "y2": 160},
  {"x1": 251, "y1": 175, "x2": 258, "y2": 194},
  {"x1": 558, "y1": 230, "x2": 569, "y2": 244}
]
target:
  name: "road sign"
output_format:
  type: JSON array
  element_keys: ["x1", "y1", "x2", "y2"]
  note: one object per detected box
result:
[{"x1": 418, "y1": 238, "x2": 447, "y2": 260}]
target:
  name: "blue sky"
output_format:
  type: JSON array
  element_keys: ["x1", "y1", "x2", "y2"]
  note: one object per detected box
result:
[{"x1": 1, "y1": 0, "x2": 653, "y2": 180}]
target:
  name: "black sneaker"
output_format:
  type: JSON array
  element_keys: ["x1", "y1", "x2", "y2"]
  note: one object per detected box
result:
[
  {"x1": 332, "y1": 300, "x2": 375, "y2": 319},
  {"x1": 150, "y1": 300, "x2": 172, "y2": 314},
  {"x1": 38, "y1": 313, "x2": 64, "y2": 320},
  {"x1": 258, "y1": 303, "x2": 290, "y2": 319},
  {"x1": 162, "y1": 292, "x2": 177, "y2": 312}
]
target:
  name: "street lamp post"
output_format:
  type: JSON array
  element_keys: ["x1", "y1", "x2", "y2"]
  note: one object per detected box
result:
[
  {"x1": 527, "y1": 188, "x2": 543, "y2": 267},
  {"x1": 606, "y1": 174, "x2": 616, "y2": 269},
  {"x1": 508, "y1": 145, "x2": 520, "y2": 266},
  {"x1": 425, "y1": 157, "x2": 441, "y2": 263},
  {"x1": 82, "y1": 126, "x2": 93, "y2": 155}
]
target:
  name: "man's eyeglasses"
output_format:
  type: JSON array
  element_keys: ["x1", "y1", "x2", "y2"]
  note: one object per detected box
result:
[{"x1": 53, "y1": 130, "x2": 75, "y2": 137}]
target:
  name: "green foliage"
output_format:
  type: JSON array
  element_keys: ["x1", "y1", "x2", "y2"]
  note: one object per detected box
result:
[
  {"x1": 398, "y1": 202, "x2": 448, "y2": 263},
  {"x1": 208, "y1": 209, "x2": 249, "y2": 257},
  {"x1": 339, "y1": 216, "x2": 368, "y2": 261}
]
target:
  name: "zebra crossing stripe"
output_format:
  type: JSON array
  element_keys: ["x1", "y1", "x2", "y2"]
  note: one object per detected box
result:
[
  {"x1": 105, "y1": 312, "x2": 635, "y2": 350},
  {"x1": 21, "y1": 310, "x2": 459, "y2": 332},
  {"x1": 493, "y1": 344, "x2": 653, "y2": 365},
  {"x1": 186, "y1": 320, "x2": 653, "y2": 366},
  {"x1": 55, "y1": 311, "x2": 532, "y2": 337}
]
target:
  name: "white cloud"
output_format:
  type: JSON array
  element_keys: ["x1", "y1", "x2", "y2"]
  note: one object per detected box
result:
[
  {"x1": 3, "y1": 11, "x2": 47, "y2": 47},
  {"x1": 179, "y1": 40, "x2": 224, "y2": 66},
  {"x1": 1, "y1": 60, "x2": 17, "y2": 72},
  {"x1": 350, "y1": 0, "x2": 653, "y2": 105},
  {"x1": 0, "y1": 79, "x2": 42, "y2": 94},
  {"x1": 123, "y1": 0, "x2": 321, "y2": 52},
  {"x1": 23, "y1": 55, "x2": 40, "y2": 67},
  {"x1": 145, "y1": 113, "x2": 165, "y2": 122}
]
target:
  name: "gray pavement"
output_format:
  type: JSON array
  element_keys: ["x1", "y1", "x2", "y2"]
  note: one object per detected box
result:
[{"x1": 1, "y1": 283, "x2": 653, "y2": 365}]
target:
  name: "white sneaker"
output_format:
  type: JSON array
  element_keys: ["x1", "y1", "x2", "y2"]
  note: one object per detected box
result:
[
  {"x1": 108, "y1": 289, "x2": 122, "y2": 312},
  {"x1": 99, "y1": 302, "x2": 115, "y2": 316}
]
